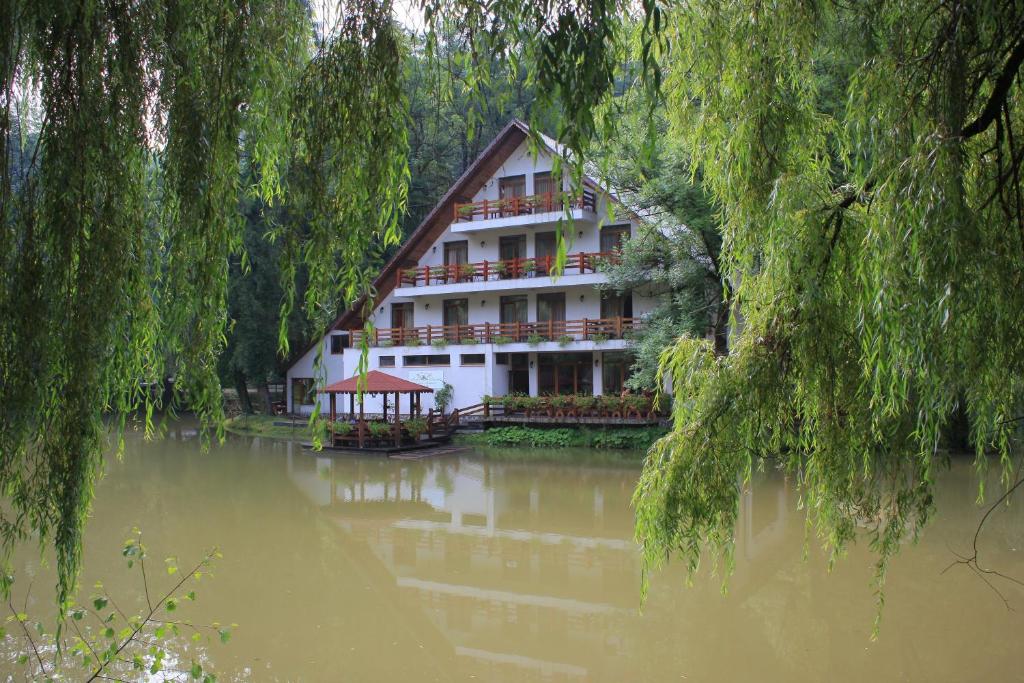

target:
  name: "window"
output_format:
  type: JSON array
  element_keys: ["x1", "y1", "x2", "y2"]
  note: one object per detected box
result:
[
  {"x1": 600, "y1": 224, "x2": 631, "y2": 253},
  {"x1": 495, "y1": 353, "x2": 509, "y2": 365},
  {"x1": 379, "y1": 356, "x2": 395, "y2": 367},
  {"x1": 537, "y1": 353, "x2": 593, "y2": 395},
  {"x1": 602, "y1": 352, "x2": 634, "y2": 395},
  {"x1": 460, "y1": 353, "x2": 485, "y2": 366},
  {"x1": 403, "y1": 354, "x2": 450, "y2": 367},
  {"x1": 534, "y1": 171, "x2": 558, "y2": 197},
  {"x1": 443, "y1": 240, "x2": 468, "y2": 265},
  {"x1": 499, "y1": 234, "x2": 527, "y2": 262},
  {"x1": 330, "y1": 334, "x2": 348, "y2": 354},
  {"x1": 499, "y1": 175, "x2": 526, "y2": 199},
  {"x1": 391, "y1": 302, "x2": 414, "y2": 329},
  {"x1": 290, "y1": 378, "x2": 315, "y2": 411}
]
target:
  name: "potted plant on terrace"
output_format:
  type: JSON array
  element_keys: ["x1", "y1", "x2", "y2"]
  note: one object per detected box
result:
[
  {"x1": 549, "y1": 394, "x2": 573, "y2": 417},
  {"x1": 492, "y1": 261, "x2": 507, "y2": 279},
  {"x1": 403, "y1": 418, "x2": 428, "y2": 442},
  {"x1": 459, "y1": 263, "x2": 476, "y2": 281},
  {"x1": 431, "y1": 338, "x2": 447, "y2": 349},
  {"x1": 527, "y1": 333, "x2": 545, "y2": 347},
  {"x1": 402, "y1": 267, "x2": 419, "y2": 285},
  {"x1": 367, "y1": 421, "x2": 393, "y2": 442},
  {"x1": 430, "y1": 265, "x2": 447, "y2": 284},
  {"x1": 575, "y1": 395, "x2": 597, "y2": 417},
  {"x1": 557, "y1": 334, "x2": 574, "y2": 347},
  {"x1": 522, "y1": 258, "x2": 536, "y2": 277}
]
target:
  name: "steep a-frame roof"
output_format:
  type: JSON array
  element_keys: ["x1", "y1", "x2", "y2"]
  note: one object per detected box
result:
[{"x1": 285, "y1": 118, "x2": 642, "y2": 371}]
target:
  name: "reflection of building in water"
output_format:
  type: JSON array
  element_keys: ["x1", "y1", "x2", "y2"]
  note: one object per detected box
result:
[
  {"x1": 283, "y1": 446, "x2": 795, "y2": 681},
  {"x1": 285, "y1": 448, "x2": 641, "y2": 681}
]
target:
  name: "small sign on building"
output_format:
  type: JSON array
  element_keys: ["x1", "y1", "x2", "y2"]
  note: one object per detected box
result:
[{"x1": 408, "y1": 370, "x2": 445, "y2": 390}]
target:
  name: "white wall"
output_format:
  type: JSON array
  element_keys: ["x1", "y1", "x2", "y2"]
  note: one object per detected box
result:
[{"x1": 285, "y1": 336, "x2": 346, "y2": 416}]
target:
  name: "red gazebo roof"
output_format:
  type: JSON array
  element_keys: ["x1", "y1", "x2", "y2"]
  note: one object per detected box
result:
[{"x1": 320, "y1": 370, "x2": 434, "y2": 394}]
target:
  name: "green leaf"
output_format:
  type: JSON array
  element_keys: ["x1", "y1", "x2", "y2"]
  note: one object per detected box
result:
[
  {"x1": 93, "y1": 596, "x2": 108, "y2": 611},
  {"x1": 165, "y1": 598, "x2": 178, "y2": 612}
]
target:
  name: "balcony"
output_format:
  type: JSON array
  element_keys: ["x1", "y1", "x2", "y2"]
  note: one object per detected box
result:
[
  {"x1": 351, "y1": 317, "x2": 641, "y2": 348},
  {"x1": 395, "y1": 252, "x2": 618, "y2": 290},
  {"x1": 450, "y1": 190, "x2": 597, "y2": 232}
]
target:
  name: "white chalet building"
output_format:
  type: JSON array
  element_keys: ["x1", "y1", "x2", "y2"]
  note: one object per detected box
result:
[{"x1": 285, "y1": 120, "x2": 659, "y2": 416}]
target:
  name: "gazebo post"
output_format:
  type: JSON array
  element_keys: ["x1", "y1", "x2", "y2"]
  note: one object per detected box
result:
[
  {"x1": 358, "y1": 395, "x2": 365, "y2": 448},
  {"x1": 349, "y1": 393, "x2": 354, "y2": 419},
  {"x1": 329, "y1": 392, "x2": 336, "y2": 446},
  {"x1": 383, "y1": 392, "x2": 388, "y2": 422},
  {"x1": 394, "y1": 391, "x2": 401, "y2": 446}
]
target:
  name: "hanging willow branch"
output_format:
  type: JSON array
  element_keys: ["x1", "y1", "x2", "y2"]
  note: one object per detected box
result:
[{"x1": 0, "y1": 0, "x2": 409, "y2": 609}]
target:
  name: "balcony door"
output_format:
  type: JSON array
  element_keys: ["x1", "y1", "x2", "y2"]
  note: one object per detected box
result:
[
  {"x1": 600, "y1": 224, "x2": 631, "y2": 253},
  {"x1": 443, "y1": 298, "x2": 468, "y2": 341},
  {"x1": 499, "y1": 175, "x2": 526, "y2": 199},
  {"x1": 499, "y1": 234, "x2": 526, "y2": 261},
  {"x1": 535, "y1": 231, "x2": 557, "y2": 274},
  {"x1": 391, "y1": 302, "x2": 414, "y2": 330},
  {"x1": 536, "y1": 293, "x2": 565, "y2": 338},
  {"x1": 499, "y1": 295, "x2": 528, "y2": 340},
  {"x1": 444, "y1": 240, "x2": 468, "y2": 265},
  {"x1": 534, "y1": 172, "x2": 558, "y2": 212},
  {"x1": 508, "y1": 353, "x2": 529, "y2": 395},
  {"x1": 600, "y1": 292, "x2": 633, "y2": 320}
]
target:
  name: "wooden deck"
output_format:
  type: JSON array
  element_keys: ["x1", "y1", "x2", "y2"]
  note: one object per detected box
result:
[
  {"x1": 303, "y1": 439, "x2": 463, "y2": 457},
  {"x1": 467, "y1": 415, "x2": 664, "y2": 427}
]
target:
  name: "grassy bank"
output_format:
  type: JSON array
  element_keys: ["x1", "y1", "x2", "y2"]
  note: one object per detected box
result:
[
  {"x1": 225, "y1": 414, "x2": 312, "y2": 441},
  {"x1": 456, "y1": 425, "x2": 665, "y2": 451}
]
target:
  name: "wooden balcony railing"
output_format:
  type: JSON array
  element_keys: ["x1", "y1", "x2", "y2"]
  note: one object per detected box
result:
[
  {"x1": 351, "y1": 316, "x2": 640, "y2": 347},
  {"x1": 397, "y1": 251, "x2": 618, "y2": 288},
  {"x1": 453, "y1": 189, "x2": 597, "y2": 222}
]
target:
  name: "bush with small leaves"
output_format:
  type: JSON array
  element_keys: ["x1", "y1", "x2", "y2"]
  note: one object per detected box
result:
[
  {"x1": 404, "y1": 418, "x2": 429, "y2": 439},
  {"x1": 527, "y1": 333, "x2": 545, "y2": 346},
  {"x1": 557, "y1": 334, "x2": 574, "y2": 347},
  {"x1": 431, "y1": 338, "x2": 448, "y2": 349},
  {"x1": 4, "y1": 529, "x2": 230, "y2": 682},
  {"x1": 367, "y1": 421, "x2": 394, "y2": 439}
]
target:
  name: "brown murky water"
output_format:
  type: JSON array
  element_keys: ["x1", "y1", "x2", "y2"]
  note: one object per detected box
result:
[{"x1": 3, "y1": 425, "x2": 1023, "y2": 681}]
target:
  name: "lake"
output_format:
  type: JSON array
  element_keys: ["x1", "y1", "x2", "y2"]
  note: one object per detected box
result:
[{"x1": 3, "y1": 423, "x2": 1023, "y2": 681}]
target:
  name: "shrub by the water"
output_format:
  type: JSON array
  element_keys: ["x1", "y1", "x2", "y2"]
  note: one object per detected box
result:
[{"x1": 461, "y1": 426, "x2": 665, "y2": 450}]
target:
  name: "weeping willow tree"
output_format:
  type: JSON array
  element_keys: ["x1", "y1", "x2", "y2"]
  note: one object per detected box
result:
[
  {"x1": 632, "y1": 0, "x2": 1024, "y2": 621},
  {"x1": 0, "y1": 0, "x2": 408, "y2": 607}
]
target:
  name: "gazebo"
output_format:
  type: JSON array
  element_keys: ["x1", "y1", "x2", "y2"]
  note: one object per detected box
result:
[{"x1": 319, "y1": 370, "x2": 434, "y2": 449}]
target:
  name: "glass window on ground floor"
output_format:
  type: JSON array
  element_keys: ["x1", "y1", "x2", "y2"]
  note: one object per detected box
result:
[
  {"x1": 291, "y1": 377, "x2": 315, "y2": 411},
  {"x1": 602, "y1": 352, "x2": 635, "y2": 396},
  {"x1": 538, "y1": 353, "x2": 593, "y2": 395}
]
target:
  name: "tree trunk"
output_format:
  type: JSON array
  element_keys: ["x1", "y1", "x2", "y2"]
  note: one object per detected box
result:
[
  {"x1": 713, "y1": 297, "x2": 730, "y2": 356},
  {"x1": 235, "y1": 371, "x2": 254, "y2": 414},
  {"x1": 259, "y1": 381, "x2": 274, "y2": 415}
]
